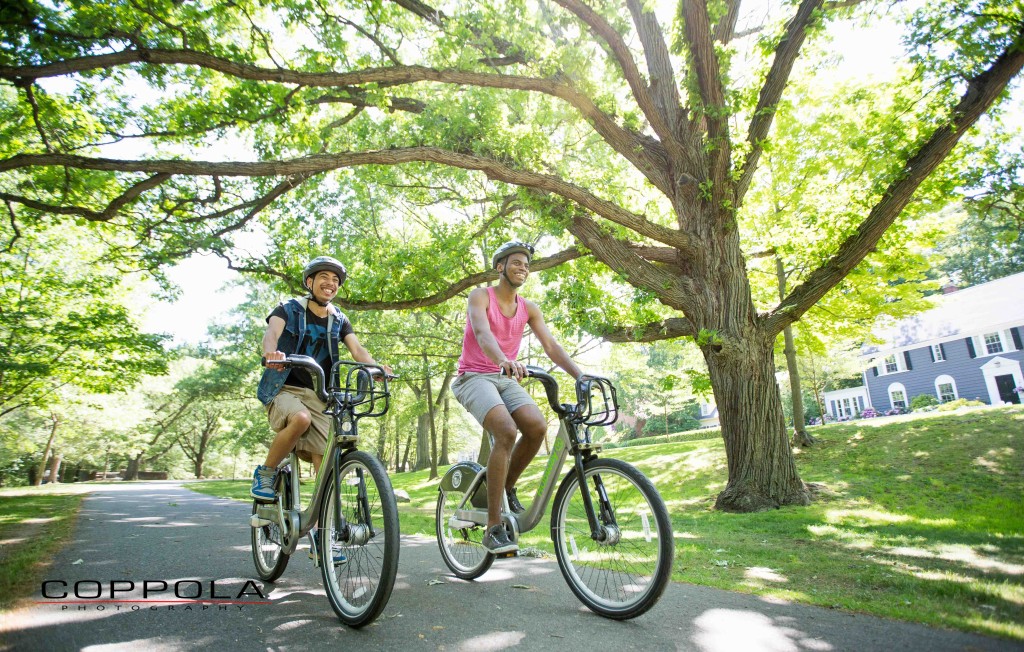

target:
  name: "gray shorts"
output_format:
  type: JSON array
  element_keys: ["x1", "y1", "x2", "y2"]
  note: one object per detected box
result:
[{"x1": 451, "y1": 372, "x2": 537, "y2": 426}]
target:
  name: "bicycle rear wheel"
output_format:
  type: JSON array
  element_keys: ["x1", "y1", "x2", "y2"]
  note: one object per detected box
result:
[
  {"x1": 319, "y1": 450, "x2": 400, "y2": 627},
  {"x1": 550, "y1": 458, "x2": 673, "y2": 620},
  {"x1": 435, "y1": 483, "x2": 494, "y2": 580},
  {"x1": 251, "y1": 501, "x2": 289, "y2": 582}
]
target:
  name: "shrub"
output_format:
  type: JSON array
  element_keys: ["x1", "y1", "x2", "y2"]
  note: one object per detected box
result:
[
  {"x1": 911, "y1": 394, "x2": 939, "y2": 410},
  {"x1": 642, "y1": 406, "x2": 700, "y2": 436},
  {"x1": 936, "y1": 398, "x2": 986, "y2": 411},
  {"x1": 859, "y1": 408, "x2": 879, "y2": 418}
]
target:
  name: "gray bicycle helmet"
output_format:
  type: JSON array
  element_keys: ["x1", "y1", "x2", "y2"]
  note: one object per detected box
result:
[
  {"x1": 302, "y1": 255, "x2": 347, "y2": 286},
  {"x1": 491, "y1": 240, "x2": 535, "y2": 269}
]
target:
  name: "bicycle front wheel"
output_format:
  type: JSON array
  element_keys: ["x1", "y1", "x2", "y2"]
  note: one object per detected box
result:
[
  {"x1": 318, "y1": 450, "x2": 400, "y2": 627},
  {"x1": 435, "y1": 484, "x2": 494, "y2": 580},
  {"x1": 551, "y1": 458, "x2": 673, "y2": 620},
  {"x1": 251, "y1": 501, "x2": 289, "y2": 582}
]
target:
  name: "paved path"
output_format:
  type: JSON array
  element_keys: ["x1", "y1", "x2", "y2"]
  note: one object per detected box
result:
[{"x1": 1, "y1": 482, "x2": 1019, "y2": 652}]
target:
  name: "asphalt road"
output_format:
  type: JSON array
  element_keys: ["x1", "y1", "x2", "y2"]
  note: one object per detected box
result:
[{"x1": 1, "y1": 482, "x2": 1018, "y2": 652}]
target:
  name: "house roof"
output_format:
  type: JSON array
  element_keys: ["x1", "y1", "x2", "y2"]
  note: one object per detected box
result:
[{"x1": 861, "y1": 271, "x2": 1024, "y2": 357}]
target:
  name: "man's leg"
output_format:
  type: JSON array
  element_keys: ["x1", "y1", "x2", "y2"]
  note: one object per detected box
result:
[
  {"x1": 505, "y1": 403, "x2": 547, "y2": 490},
  {"x1": 263, "y1": 410, "x2": 311, "y2": 468},
  {"x1": 481, "y1": 405, "x2": 518, "y2": 529}
]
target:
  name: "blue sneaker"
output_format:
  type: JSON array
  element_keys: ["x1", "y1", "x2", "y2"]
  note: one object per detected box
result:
[
  {"x1": 309, "y1": 529, "x2": 347, "y2": 565},
  {"x1": 250, "y1": 465, "x2": 277, "y2": 502}
]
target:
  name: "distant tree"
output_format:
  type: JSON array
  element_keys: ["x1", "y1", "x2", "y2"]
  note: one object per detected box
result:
[{"x1": 0, "y1": 222, "x2": 167, "y2": 418}]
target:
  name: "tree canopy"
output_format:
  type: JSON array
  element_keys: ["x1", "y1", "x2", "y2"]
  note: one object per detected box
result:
[{"x1": 1, "y1": 0, "x2": 1021, "y2": 510}]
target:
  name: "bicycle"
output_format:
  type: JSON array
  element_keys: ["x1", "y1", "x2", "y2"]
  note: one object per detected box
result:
[
  {"x1": 435, "y1": 367, "x2": 674, "y2": 620},
  {"x1": 250, "y1": 354, "x2": 399, "y2": 627}
]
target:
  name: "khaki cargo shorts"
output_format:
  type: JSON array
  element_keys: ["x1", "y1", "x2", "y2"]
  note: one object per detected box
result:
[
  {"x1": 266, "y1": 385, "x2": 331, "y2": 462},
  {"x1": 451, "y1": 372, "x2": 536, "y2": 426}
]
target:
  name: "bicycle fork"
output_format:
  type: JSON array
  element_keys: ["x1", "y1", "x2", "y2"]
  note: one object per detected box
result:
[{"x1": 570, "y1": 454, "x2": 619, "y2": 545}]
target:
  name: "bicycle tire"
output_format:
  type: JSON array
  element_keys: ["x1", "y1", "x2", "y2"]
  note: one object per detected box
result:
[
  {"x1": 550, "y1": 458, "x2": 673, "y2": 620},
  {"x1": 435, "y1": 482, "x2": 494, "y2": 580},
  {"x1": 318, "y1": 450, "x2": 400, "y2": 627},
  {"x1": 251, "y1": 500, "x2": 289, "y2": 582}
]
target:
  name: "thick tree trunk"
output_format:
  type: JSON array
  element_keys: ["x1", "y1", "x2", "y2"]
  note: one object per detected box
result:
[
  {"x1": 707, "y1": 333, "x2": 810, "y2": 512},
  {"x1": 124, "y1": 455, "x2": 140, "y2": 481},
  {"x1": 414, "y1": 413, "x2": 430, "y2": 471}
]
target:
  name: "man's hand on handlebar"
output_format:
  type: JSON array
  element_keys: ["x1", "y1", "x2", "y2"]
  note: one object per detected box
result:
[
  {"x1": 499, "y1": 359, "x2": 527, "y2": 382},
  {"x1": 263, "y1": 350, "x2": 286, "y2": 371}
]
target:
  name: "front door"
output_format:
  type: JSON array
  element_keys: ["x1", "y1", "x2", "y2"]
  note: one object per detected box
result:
[{"x1": 995, "y1": 374, "x2": 1021, "y2": 404}]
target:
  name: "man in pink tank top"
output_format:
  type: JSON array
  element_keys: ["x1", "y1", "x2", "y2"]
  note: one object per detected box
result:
[{"x1": 451, "y1": 241, "x2": 583, "y2": 554}]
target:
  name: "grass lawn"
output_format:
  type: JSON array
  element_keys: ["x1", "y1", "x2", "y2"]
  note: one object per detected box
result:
[
  {"x1": 192, "y1": 405, "x2": 1024, "y2": 641},
  {"x1": 0, "y1": 483, "x2": 94, "y2": 611}
]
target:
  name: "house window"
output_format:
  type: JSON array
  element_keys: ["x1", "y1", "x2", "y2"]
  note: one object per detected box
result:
[
  {"x1": 932, "y1": 344, "x2": 945, "y2": 362},
  {"x1": 984, "y1": 332, "x2": 1004, "y2": 355},
  {"x1": 841, "y1": 398, "x2": 852, "y2": 418},
  {"x1": 938, "y1": 383, "x2": 955, "y2": 403},
  {"x1": 935, "y1": 375, "x2": 957, "y2": 403},
  {"x1": 884, "y1": 355, "x2": 899, "y2": 374},
  {"x1": 887, "y1": 382, "x2": 907, "y2": 410}
]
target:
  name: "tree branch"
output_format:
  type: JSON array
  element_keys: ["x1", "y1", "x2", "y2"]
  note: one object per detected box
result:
[
  {"x1": 766, "y1": 29, "x2": 1024, "y2": 334},
  {"x1": 736, "y1": 0, "x2": 825, "y2": 206},
  {"x1": 680, "y1": 0, "x2": 730, "y2": 188},
  {"x1": 0, "y1": 173, "x2": 170, "y2": 222},
  {"x1": 626, "y1": 0, "x2": 684, "y2": 139},
  {"x1": 231, "y1": 247, "x2": 586, "y2": 311},
  {"x1": 553, "y1": 0, "x2": 680, "y2": 153},
  {"x1": 568, "y1": 214, "x2": 698, "y2": 312},
  {"x1": 712, "y1": 0, "x2": 743, "y2": 45},
  {"x1": 0, "y1": 48, "x2": 670, "y2": 193},
  {"x1": 2, "y1": 147, "x2": 694, "y2": 252},
  {"x1": 601, "y1": 317, "x2": 696, "y2": 342}
]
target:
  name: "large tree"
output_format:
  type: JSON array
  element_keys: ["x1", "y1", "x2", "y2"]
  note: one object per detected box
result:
[{"x1": 1, "y1": 0, "x2": 1021, "y2": 510}]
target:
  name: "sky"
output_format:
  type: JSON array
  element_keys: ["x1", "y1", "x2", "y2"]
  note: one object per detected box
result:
[{"x1": 141, "y1": 255, "x2": 247, "y2": 345}]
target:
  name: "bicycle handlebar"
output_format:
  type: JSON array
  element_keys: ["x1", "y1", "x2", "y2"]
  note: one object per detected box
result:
[
  {"x1": 502, "y1": 366, "x2": 618, "y2": 426},
  {"x1": 261, "y1": 354, "x2": 395, "y2": 410}
]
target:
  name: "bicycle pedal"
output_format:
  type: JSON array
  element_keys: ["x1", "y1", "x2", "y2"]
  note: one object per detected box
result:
[
  {"x1": 495, "y1": 550, "x2": 518, "y2": 559},
  {"x1": 249, "y1": 514, "x2": 271, "y2": 528}
]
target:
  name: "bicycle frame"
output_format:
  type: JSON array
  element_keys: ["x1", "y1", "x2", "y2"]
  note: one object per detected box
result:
[
  {"x1": 252, "y1": 356, "x2": 391, "y2": 556},
  {"x1": 441, "y1": 367, "x2": 615, "y2": 539}
]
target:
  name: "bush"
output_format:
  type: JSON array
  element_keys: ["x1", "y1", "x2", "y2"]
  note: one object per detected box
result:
[
  {"x1": 859, "y1": 408, "x2": 879, "y2": 418},
  {"x1": 911, "y1": 394, "x2": 939, "y2": 410},
  {"x1": 936, "y1": 398, "x2": 986, "y2": 411},
  {"x1": 641, "y1": 405, "x2": 700, "y2": 437}
]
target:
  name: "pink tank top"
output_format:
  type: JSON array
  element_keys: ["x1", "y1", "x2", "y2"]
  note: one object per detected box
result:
[{"x1": 457, "y1": 287, "x2": 529, "y2": 374}]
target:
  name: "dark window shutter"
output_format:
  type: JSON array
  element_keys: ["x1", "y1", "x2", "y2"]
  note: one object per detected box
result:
[
  {"x1": 928, "y1": 346, "x2": 935, "y2": 362},
  {"x1": 872, "y1": 366, "x2": 879, "y2": 377},
  {"x1": 966, "y1": 337, "x2": 976, "y2": 358},
  {"x1": 939, "y1": 343, "x2": 946, "y2": 359},
  {"x1": 903, "y1": 351, "x2": 913, "y2": 371},
  {"x1": 1012, "y1": 327, "x2": 1023, "y2": 351}
]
